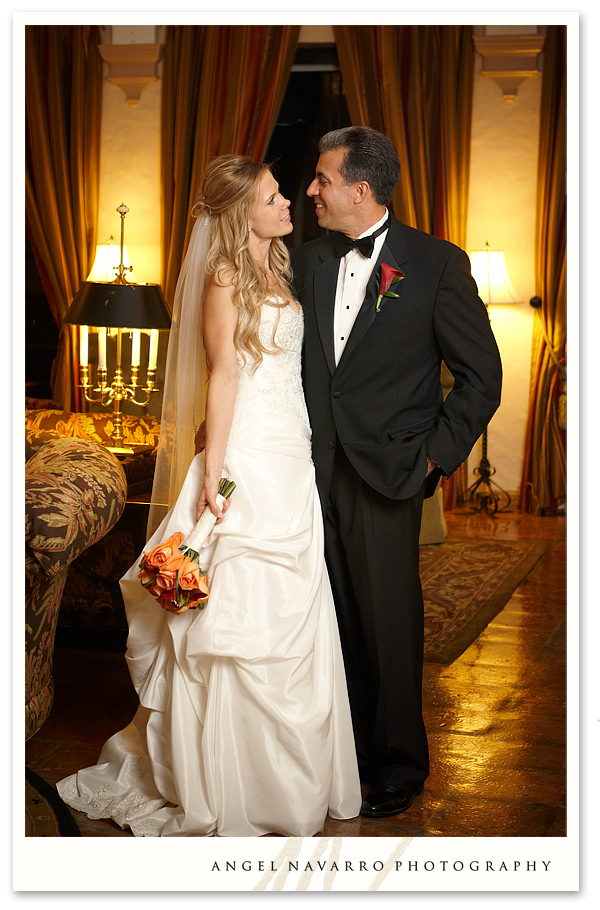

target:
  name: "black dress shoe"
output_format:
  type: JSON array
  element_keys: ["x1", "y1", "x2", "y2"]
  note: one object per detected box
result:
[{"x1": 360, "y1": 783, "x2": 424, "y2": 818}]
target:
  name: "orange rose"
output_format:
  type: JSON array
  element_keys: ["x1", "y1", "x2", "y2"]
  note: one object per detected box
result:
[
  {"x1": 152, "y1": 554, "x2": 187, "y2": 588},
  {"x1": 156, "y1": 576, "x2": 210, "y2": 614},
  {"x1": 149, "y1": 554, "x2": 189, "y2": 598},
  {"x1": 160, "y1": 552, "x2": 189, "y2": 575},
  {"x1": 142, "y1": 532, "x2": 185, "y2": 569},
  {"x1": 138, "y1": 567, "x2": 158, "y2": 587},
  {"x1": 151, "y1": 573, "x2": 172, "y2": 594},
  {"x1": 186, "y1": 577, "x2": 210, "y2": 607},
  {"x1": 178, "y1": 560, "x2": 201, "y2": 590},
  {"x1": 149, "y1": 577, "x2": 174, "y2": 599}
]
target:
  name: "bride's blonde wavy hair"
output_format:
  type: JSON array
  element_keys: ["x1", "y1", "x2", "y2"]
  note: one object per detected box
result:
[{"x1": 191, "y1": 155, "x2": 293, "y2": 369}]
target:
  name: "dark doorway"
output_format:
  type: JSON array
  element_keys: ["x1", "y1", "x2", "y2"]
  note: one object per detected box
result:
[
  {"x1": 265, "y1": 43, "x2": 351, "y2": 248},
  {"x1": 25, "y1": 232, "x2": 59, "y2": 402}
]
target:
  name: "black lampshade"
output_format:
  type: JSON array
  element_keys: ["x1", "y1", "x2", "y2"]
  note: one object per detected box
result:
[{"x1": 62, "y1": 281, "x2": 171, "y2": 330}]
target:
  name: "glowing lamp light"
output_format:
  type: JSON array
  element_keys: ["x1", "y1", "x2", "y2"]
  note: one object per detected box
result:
[
  {"x1": 63, "y1": 204, "x2": 170, "y2": 453},
  {"x1": 462, "y1": 241, "x2": 521, "y2": 515},
  {"x1": 87, "y1": 237, "x2": 136, "y2": 283},
  {"x1": 469, "y1": 242, "x2": 521, "y2": 305}
]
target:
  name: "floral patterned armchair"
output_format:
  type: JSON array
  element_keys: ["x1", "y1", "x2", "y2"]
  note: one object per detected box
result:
[
  {"x1": 25, "y1": 407, "x2": 160, "y2": 635},
  {"x1": 25, "y1": 435, "x2": 127, "y2": 740},
  {"x1": 25, "y1": 408, "x2": 160, "y2": 495}
]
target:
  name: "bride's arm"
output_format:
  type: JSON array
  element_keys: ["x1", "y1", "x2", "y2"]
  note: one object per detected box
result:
[{"x1": 196, "y1": 277, "x2": 239, "y2": 522}]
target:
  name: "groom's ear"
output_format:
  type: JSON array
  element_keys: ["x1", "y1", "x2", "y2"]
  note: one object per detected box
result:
[{"x1": 353, "y1": 181, "x2": 372, "y2": 204}]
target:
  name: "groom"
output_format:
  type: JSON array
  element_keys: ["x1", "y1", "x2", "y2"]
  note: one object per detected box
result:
[{"x1": 291, "y1": 127, "x2": 502, "y2": 818}]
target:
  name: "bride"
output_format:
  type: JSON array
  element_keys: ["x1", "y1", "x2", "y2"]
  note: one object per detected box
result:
[{"x1": 57, "y1": 155, "x2": 361, "y2": 837}]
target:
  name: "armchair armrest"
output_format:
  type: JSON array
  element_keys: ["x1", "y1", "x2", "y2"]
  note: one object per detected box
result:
[{"x1": 25, "y1": 438, "x2": 128, "y2": 576}]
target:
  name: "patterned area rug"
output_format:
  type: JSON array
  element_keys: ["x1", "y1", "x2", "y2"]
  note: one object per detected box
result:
[
  {"x1": 421, "y1": 538, "x2": 546, "y2": 663},
  {"x1": 25, "y1": 767, "x2": 81, "y2": 837}
]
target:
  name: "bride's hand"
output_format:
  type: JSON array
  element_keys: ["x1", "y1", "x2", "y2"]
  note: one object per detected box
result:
[{"x1": 196, "y1": 481, "x2": 231, "y2": 524}]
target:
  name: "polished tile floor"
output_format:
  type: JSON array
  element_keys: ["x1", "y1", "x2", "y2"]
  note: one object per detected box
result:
[{"x1": 25, "y1": 510, "x2": 567, "y2": 838}]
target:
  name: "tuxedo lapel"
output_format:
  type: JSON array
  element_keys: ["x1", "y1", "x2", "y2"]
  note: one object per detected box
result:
[
  {"x1": 313, "y1": 252, "x2": 340, "y2": 376},
  {"x1": 337, "y1": 219, "x2": 410, "y2": 370}
]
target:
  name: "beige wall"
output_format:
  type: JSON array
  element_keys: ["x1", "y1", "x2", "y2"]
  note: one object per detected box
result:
[
  {"x1": 97, "y1": 79, "x2": 162, "y2": 284},
  {"x1": 97, "y1": 26, "x2": 162, "y2": 285},
  {"x1": 466, "y1": 37, "x2": 542, "y2": 496},
  {"x1": 96, "y1": 27, "x2": 164, "y2": 417}
]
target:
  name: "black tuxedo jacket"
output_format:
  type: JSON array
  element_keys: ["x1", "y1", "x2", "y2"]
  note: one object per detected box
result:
[{"x1": 291, "y1": 216, "x2": 503, "y2": 502}]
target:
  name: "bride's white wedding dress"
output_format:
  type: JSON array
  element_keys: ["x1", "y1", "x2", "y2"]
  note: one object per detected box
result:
[{"x1": 57, "y1": 301, "x2": 361, "y2": 837}]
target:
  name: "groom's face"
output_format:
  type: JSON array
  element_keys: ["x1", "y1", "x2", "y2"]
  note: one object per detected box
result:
[{"x1": 306, "y1": 148, "x2": 357, "y2": 236}]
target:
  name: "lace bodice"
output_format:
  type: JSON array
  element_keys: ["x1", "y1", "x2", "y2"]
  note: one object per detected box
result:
[{"x1": 236, "y1": 301, "x2": 309, "y2": 427}]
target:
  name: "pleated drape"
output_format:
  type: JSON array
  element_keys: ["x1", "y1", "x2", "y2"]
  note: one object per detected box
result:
[
  {"x1": 519, "y1": 26, "x2": 567, "y2": 514},
  {"x1": 160, "y1": 25, "x2": 300, "y2": 307},
  {"x1": 25, "y1": 25, "x2": 102, "y2": 410},
  {"x1": 333, "y1": 25, "x2": 473, "y2": 248}
]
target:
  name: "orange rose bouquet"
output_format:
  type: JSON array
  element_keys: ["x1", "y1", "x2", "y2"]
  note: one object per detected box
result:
[{"x1": 139, "y1": 478, "x2": 236, "y2": 614}]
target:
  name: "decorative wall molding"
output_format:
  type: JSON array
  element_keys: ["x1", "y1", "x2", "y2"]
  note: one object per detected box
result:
[
  {"x1": 473, "y1": 35, "x2": 545, "y2": 102},
  {"x1": 98, "y1": 44, "x2": 163, "y2": 106}
]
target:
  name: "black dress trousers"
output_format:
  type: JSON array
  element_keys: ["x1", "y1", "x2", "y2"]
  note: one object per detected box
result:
[{"x1": 323, "y1": 440, "x2": 429, "y2": 791}]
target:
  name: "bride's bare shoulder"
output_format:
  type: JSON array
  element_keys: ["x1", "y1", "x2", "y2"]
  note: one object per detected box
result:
[
  {"x1": 206, "y1": 270, "x2": 236, "y2": 292},
  {"x1": 203, "y1": 275, "x2": 237, "y2": 322}
]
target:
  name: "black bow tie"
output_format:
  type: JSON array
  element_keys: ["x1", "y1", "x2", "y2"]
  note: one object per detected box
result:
[{"x1": 332, "y1": 217, "x2": 390, "y2": 259}]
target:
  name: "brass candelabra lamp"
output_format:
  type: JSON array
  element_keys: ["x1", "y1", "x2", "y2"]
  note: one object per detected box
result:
[
  {"x1": 462, "y1": 424, "x2": 511, "y2": 514},
  {"x1": 76, "y1": 323, "x2": 159, "y2": 453},
  {"x1": 63, "y1": 204, "x2": 171, "y2": 454}
]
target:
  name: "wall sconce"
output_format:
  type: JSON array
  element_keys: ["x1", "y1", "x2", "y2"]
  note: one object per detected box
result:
[
  {"x1": 473, "y1": 34, "x2": 544, "y2": 103},
  {"x1": 63, "y1": 204, "x2": 171, "y2": 454},
  {"x1": 464, "y1": 242, "x2": 522, "y2": 514}
]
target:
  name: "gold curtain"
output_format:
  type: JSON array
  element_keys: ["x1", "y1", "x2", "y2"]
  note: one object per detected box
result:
[
  {"x1": 335, "y1": 25, "x2": 473, "y2": 508},
  {"x1": 333, "y1": 25, "x2": 473, "y2": 247},
  {"x1": 25, "y1": 25, "x2": 102, "y2": 410},
  {"x1": 519, "y1": 26, "x2": 567, "y2": 514},
  {"x1": 161, "y1": 25, "x2": 300, "y2": 307}
]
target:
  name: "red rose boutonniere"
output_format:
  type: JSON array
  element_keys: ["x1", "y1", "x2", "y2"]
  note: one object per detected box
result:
[{"x1": 376, "y1": 263, "x2": 405, "y2": 312}]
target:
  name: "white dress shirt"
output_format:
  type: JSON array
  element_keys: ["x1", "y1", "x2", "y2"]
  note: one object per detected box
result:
[{"x1": 333, "y1": 209, "x2": 389, "y2": 365}]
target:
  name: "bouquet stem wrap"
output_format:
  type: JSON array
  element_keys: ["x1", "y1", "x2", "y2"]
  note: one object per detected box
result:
[{"x1": 180, "y1": 478, "x2": 236, "y2": 557}]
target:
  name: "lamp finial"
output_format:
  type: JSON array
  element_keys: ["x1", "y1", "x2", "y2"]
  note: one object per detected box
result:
[{"x1": 114, "y1": 203, "x2": 134, "y2": 284}]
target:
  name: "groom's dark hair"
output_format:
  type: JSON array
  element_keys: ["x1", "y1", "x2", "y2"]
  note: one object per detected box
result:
[{"x1": 319, "y1": 126, "x2": 401, "y2": 205}]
